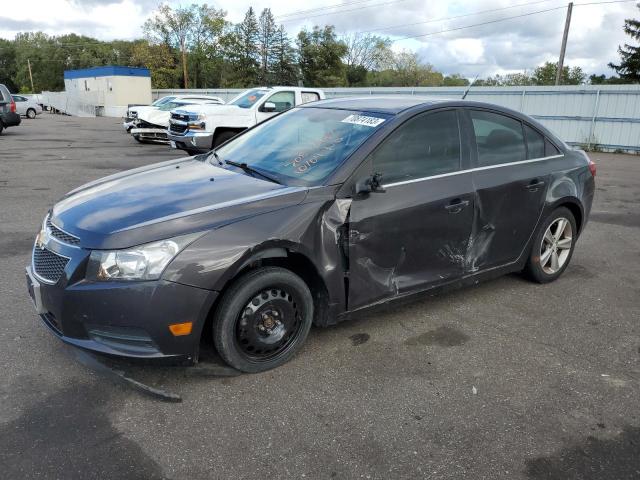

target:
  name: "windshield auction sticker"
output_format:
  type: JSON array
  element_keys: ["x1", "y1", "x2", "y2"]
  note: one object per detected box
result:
[{"x1": 341, "y1": 114, "x2": 385, "y2": 127}]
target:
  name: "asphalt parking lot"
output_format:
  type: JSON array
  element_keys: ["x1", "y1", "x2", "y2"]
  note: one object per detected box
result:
[{"x1": 1, "y1": 113, "x2": 639, "y2": 479}]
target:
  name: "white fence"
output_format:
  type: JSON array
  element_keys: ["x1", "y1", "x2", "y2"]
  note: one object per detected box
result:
[{"x1": 153, "y1": 85, "x2": 640, "y2": 152}]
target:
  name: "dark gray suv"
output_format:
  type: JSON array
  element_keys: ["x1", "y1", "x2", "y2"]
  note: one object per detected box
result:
[
  {"x1": 0, "y1": 84, "x2": 21, "y2": 134},
  {"x1": 26, "y1": 97, "x2": 595, "y2": 372}
]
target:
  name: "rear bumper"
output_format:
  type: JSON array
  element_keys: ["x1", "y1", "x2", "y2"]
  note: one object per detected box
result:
[
  {"x1": 1, "y1": 111, "x2": 21, "y2": 127},
  {"x1": 167, "y1": 131, "x2": 213, "y2": 153},
  {"x1": 26, "y1": 265, "x2": 218, "y2": 363}
]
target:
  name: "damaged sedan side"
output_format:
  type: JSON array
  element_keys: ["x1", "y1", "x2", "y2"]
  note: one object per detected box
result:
[{"x1": 26, "y1": 97, "x2": 594, "y2": 373}]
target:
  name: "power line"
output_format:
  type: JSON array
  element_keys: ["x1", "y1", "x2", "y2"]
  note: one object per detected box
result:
[
  {"x1": 275, "y1": 0, "x2": 383, "y2": 19},
  {"x1": 279, "y1": 0, "x2": 410, "y2": 24},
  {"x1": 357, "y1": 0, "x2": 559, "y2": 34},
  {"x1": 390, "y1": 0, "x2": 637, "y2": 43}
]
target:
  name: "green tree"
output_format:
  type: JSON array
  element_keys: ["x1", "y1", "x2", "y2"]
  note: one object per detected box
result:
[
  {"x1": 531, "y1": 61, "x2": 585, "y2": 85},
  {"x1": 443, "y1": 74, "x2": 469, "y2": 86},
  {"x1": 342, "y1": 33, "x2": 392, "y2": 86},
  {"x1": 130, "y1": 40, "x2": 181, "y2": 88},
  {"x1": 589, "y1": 74, "x2": 625, "y2": 84},
  {"x1": 144, "y1": 4, "x2": 197, "y2": 88},
  {"x1": 297, "y1": 26, "x2": 347, "y2": 87},
  {"x1": 272, "y1": 26, "x2": 298, "y2": 85},
  {"x1": 0, "y1": 38, "x2": 18, "y2": 91},
  {"x1": 226, "y1": 7, "x2": 260, "y2": 87},
  {"x1": 609, "y1": 3, "x2": 640, "y2": 82},
  {"x1": 257, "y1": 8, "x2": 278, "y2": 84},
  {"x1": 188, "y1": 4, "x2": 227, "y2": 88}
]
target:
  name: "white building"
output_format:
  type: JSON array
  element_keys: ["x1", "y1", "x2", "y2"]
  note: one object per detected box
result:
[{"x1": 63, "y1": 66, "x2": 152, "y2": 117}]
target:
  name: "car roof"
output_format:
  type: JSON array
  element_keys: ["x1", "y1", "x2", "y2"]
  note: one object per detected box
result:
[{"x1": 301, "y1": 96, "x2": 447, "y2": 114}]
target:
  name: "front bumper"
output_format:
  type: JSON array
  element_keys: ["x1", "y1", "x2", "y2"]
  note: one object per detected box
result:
[
  {"x1": 25, "y1": 258, "x2": 218, "y2": 363},
  {"x1": 122, "y1": 119, "x2": 135, "y2": 132},
  {"x1": 167, "y1": 131, "x2": 213, "y2": 153},
  {"x1": 130, "y1": 127, "x2": 169, "y2": 143}
]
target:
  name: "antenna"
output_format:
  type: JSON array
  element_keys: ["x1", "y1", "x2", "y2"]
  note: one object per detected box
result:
[{"x1": 462, "y1": 74, "x2": 479, "y2": 100}]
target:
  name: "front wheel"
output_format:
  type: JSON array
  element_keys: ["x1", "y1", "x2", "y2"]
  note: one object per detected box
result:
[
  {"x1": 524, "y1": 207, "x2": 577, "y2": 283},
  {"x1": 213, "y1": 267, "x2": 314, "y2": 373}
]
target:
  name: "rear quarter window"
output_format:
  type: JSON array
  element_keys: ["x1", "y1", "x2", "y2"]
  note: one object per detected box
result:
[
  {"x1": 524, "y1": 124, "x2": 545, "y2": 159},
  {"x1": 301, "y1": 92, "x2": 320, "y2": 104},
  {"x1": 545, "y1": 138, "x2": 561, "y2": 156}
]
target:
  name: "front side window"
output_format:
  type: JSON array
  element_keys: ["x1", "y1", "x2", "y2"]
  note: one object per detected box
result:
[
  {"x1": 215, "y1": 108, "x2": 390, "y2": 186},
  {"x1": 263, "y1": 91, "x2": 295, "y2": 112},
  {"x1": 371, "y1": 110, "x2": 461, "y2": 185},
  {"x1": 470, "y1": 110, "x2": 526, "y2": 167},
  {"x1": 524, "y1": 124, "x2": 545, "y2": 159}
]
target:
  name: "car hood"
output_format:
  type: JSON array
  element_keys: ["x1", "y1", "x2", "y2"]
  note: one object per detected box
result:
[
  {"x1": 51, "y1": 157, "x2": 308, "y2": 249},
  {"x1": 137, "y1": 108, "x2": 170, "y2": 127}
]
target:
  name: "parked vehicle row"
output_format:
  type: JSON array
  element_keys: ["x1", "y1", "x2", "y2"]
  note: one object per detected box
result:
[
  {"x1": 12, "y1": 95, "x2": 43, "y2": 118},
  {"x1": 124, "y1": 87, "x2": 326, "y2": 154}
]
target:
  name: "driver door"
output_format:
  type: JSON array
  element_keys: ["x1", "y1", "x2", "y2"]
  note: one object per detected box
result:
[
  {"x1": 347, "y1": 109, "x2": 475, "y2": 310},
  {"x1": 255, "y1": 91, "x2": 295, "y2": 124}
]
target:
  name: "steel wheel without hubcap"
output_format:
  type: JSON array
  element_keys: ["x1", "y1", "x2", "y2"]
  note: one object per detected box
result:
[
  {"x1": 236, "y1": 288, "x2": 302, "y2": 361},
  {"x1": 540, "y1": 217, "x2": 573, "y2": 274}
]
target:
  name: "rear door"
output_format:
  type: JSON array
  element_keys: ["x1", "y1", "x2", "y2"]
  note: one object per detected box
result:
[
  {"x1": 347, "y1": 109, "x2": 475, "y2": 310},
  {"x1": 465, "y1": 109, "x2": 555, "y2": 271}
]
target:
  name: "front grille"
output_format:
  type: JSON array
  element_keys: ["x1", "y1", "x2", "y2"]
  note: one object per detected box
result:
[
  {"x1": 169, "y1": 122, "x2": 188, "y2": 134},
  {"x1": 171, "y1": 112, "x2": 191, "y2": 122},
  {"x1": 33, "y1": 247, "x2": 69, "y2": 283},
  {"x1": 47, "y1": 218, "x2": 80, "y2": 246}
]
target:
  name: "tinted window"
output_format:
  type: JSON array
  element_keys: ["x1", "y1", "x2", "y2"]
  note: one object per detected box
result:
[
  {"x1": 524, "y1": 124, "x2": 545, "y2": 159},
  {"x1": 470, "y1": 110, "x2": 526, "y2": 166},
  {"x1": 215, "y1": 108, "x2": 390, "y2": 186},
  {"x1": 545, "y1": 138, "x2": 561, "y2": 156},
  {"x1": 264, "y1": 91, "x2": 295, "y2": 112},
  {"x1": 371, "y1": 110, "x2": 461, "y2": 184}
]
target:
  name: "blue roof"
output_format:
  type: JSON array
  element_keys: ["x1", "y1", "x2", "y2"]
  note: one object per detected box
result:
[{"x1": 64, "y1": 66, "x2": 150, "y2": 79}]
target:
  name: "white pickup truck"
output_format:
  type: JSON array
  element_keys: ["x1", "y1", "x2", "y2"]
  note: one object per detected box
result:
[{"x1": 167, "y1": 87, "x2": 325, "y2": 154}]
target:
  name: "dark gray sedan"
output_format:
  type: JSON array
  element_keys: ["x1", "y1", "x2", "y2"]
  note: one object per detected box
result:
[{"x1": 26, "y1": 97, "x2": 595, "y2": 372}]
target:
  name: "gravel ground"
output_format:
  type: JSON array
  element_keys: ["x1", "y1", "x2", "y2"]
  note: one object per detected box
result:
[{"x1": 0, "y1": 114, "x2": 638, "y2": 479}]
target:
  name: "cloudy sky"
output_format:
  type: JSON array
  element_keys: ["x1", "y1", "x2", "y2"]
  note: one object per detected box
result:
[{"x1": 0, "y1": 0, "x2": 637, "y2": 77}]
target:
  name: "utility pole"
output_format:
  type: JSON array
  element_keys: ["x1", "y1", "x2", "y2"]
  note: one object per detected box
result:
[
  {"x1": 555, "y1": 2, "x2": 573, "y2": 86},
  {"x1": 27, "y1": 59, "x2": 35, "y2": 93}
]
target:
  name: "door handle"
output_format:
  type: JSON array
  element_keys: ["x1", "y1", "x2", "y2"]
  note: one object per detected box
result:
[
  {"x1": 445, "y1": 199, "x2": 470, "y2": 214},
  {"x1": 525, "y1": 179, "x2": 545, "y2": 191}
]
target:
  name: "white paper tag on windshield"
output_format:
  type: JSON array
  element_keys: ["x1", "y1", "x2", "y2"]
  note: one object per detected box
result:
[{"x1": 341, "y1": 114, "x2": 385, "y2": 127}]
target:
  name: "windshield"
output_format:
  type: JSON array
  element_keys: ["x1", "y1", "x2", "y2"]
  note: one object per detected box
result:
[
  {"x1": 230, "y1": 89, "x2": 269, "y2": 109},
  {"x1": 152, "y1": 96, "x2": 175, "y2": 107},
  {"x1": 157, "y1": 101, "x2": 190, "y2": 111},
  {"x1": 214, "y1": 107, "x2": 390, "y2": 186}
]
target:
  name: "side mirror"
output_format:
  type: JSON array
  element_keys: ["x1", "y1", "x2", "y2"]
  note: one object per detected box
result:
[
  {"x1": 355, "y1": 172, "x2": 386, "y2": 195},
  {"x1": 262, "y1": 102, "x2": 276, "y2": 112}
]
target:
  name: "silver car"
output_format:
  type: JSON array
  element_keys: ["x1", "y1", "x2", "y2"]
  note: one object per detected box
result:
[{"x1": 12, "y1": 95, "x2": 43, "y2": 119}]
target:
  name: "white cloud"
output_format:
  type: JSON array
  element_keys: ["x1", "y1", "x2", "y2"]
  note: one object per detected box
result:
[{"x1": 0, "y1": 0, "x2": 636, "y2": 76}]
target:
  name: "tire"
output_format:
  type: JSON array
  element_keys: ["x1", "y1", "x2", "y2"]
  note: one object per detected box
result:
[
  {"x1": 0, "y1": 123, "x2": 3, "y2": 135},
  {"x1": 524, "y1": 207, "x2": 577, "y2": 283},
  {"x1": 213, "y1": 267, "x2": 314, "y2": 373},
  {"x1": 26, "y1": 108, "x2": 36, "y2": 119},
  {"x1": 212, "y1": 130, "x2": 237, "y2": 149}
]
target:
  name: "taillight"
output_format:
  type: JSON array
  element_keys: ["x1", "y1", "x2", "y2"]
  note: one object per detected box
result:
[
  {"x1": 9, "y1": 100, "x2": 16, "y2": 113},
  {"x1": 588, "y1": 159, "x2": 596, "y2": 177}
]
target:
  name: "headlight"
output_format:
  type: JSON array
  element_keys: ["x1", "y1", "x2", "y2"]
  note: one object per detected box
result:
[
  {"x1": 188, "y1": 114, "x2": 206, "y2": 130},
  {"x1": 88, "y1": 232, "x2": 202, "y2": 281}
]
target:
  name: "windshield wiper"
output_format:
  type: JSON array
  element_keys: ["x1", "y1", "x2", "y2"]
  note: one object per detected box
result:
[{"x1": 224, "y1": 159, "x2": 281, "y2": 185}]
